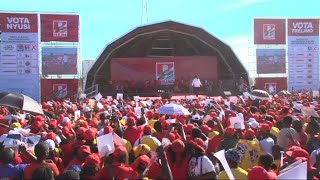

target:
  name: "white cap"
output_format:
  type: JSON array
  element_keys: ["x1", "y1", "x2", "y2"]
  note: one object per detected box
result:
[
  {"x1": 293, "y1": 103, "x2": 303, "y2": 111},
  {"x1": 192, "y1": 114, "x2": 201, "y2": 121},
  {"x1": 104, "y1": 111, "x2": 110, "y2": 116},
  {"x1": 84, "y1": 107, "x2": 92, "y2": 112},
  {"x1": 248, "y1": 119, "x2": 259, "y2": 129},
  {"x1": 63, "y1": 117, "x2": 70, "y2": 123},
  {"x1": 45, "y1": 139, "x2": 55, "y2": 151},
  {"x1": 111, "y1": 105, "x2": 117, "y2": 109}
]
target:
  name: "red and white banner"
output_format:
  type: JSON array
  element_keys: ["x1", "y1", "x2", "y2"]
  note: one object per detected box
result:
[
  {"x1": 53, "y1": 84, "x2": 67, "y2": 98},
  {"x1": 288, "y1": 19, "x2": 319, "y2": 36},
  {"x1": 40, "y1": 14, "x2": 79, "y2": 42},
  {"x1": 0, "y1": 13, "x2": 40, "y2": 101},
  {"x1": 156, "y1": 62, "x2": 175, "y2": 85},
  {"x1": 254, "y1": 19, "x2": 286, "y2": 44},
  {"x1": 287, "y1": 19, "x2": 319, "y2": 91},
  {"x1": 0, "y1": 13, "x2": 38, "y2": 33}
]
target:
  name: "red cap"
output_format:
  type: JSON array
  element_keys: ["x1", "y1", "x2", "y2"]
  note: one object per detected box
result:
[
  {"x1": 83, "y1": 128, "x2": 96, "y2": 141},
  {"x1": 143, "y1": 125, "x2": 152, "y2": 134},
  {"x1": 200, "y1": 124, "x2": 212, "y2": 135},
  {"x1": 184, "y1": 124, "x2": 195, "y2": 134},
  {"x1": 190, "y1": 138, "x2": 205, "y2": 152},
  {"x1": 49, "y1": 119, "x2": 58, "y2": 129},
  {"x1": 84, "y1": 154, "x2": 100, "y2": 168},
  {"x1": 103, "y1": 126, "x2": 113, "y2": 135},
  {"x1": 127, "y1": 116, "x2": 136, "y2": 126},
  {"x1": 34, "y1": 115, "x2": 44, "y2": 122},
  {"x1": 245, "y1": 129, "x2": 256, "y2": 139},
  {"x1": 210, "y1": 112, "x2": 217, "y2": 117},
  {"x1": 161, "y1": 120, "x2": 170, "y2": 128},
  {"x1": 76, "y1": 127, "x2": 87, "y2": 137},
  {"x1": 290, "y1": 149, "x2": 310, "y2": 160},
  {"x1": 171, "y1": 139, "x2": 185, "y2": 153},
  {"x1": 247, "y1": 166, "x2": 271, "y2": 180},
  {"x1": 259, "y1": 123, "x2": 271, "y2": 133},
  {"x1": 131, "y1": 155, "x2": 151, "y2": 170},
  {"x1": 80, "y1": 121, "x2": 89, "y2": 128},
  {"x1": 45, "y1": 132, "x2": 57, "y2": 142},
  {"x1": 113, "y1": 146, "x2": 128, "y2": 159},
  {"x1": 79, "y1": 145, "x2": 91, "y2": 154},
  {"x1": 225, "y1": 127, "x2": 235, "y2": 137}
]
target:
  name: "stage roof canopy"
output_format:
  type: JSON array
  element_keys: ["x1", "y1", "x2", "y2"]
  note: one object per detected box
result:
[{"x1": 86, "y1": 21, "x2": 248, "y2": 89}]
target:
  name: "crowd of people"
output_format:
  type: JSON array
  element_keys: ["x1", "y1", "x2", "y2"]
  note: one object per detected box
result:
[{"x1": 0, "y1": 90, "x2": 319, "y2": 180}]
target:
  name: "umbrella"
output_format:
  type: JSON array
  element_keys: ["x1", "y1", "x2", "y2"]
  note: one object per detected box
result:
[
  {"x1": 249, "y1": 89, "x2": 271, "y2": 101},
  {"x1": 156, "y1": 103, "x2": 191, "y2": 115},
  {"x1": 0, "y1": 92, "x2": 43, "y2": 115},
  {"x1": 278, "y1": 90, "x2": 291, "y2": 96}
]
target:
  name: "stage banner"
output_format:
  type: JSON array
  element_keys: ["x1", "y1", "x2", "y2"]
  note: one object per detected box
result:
[
  {"x1": 0, "y1": 13, "x2": 40, "y2": 101},
  {"x1": 256, "y1": 49, "x2": 286, "y2": 74},
  {"x1": 288, "y1": 19, "x2": 319, "y2": 91},
  {"x1": 53, "y1": 84, "x2": 68, "y2": 98},
  {"x1": 40, "y1": 14, "x2": 79, "y2": 42},
  {"x1": 42, "y1": 47, "x2": 78, "y2": 75},
  {"x1": 156, "y1": 62, "x2": 175, "y2": 85},
  {"x1": 254, "y1": 19, "x2": 286, "y2": 44}
]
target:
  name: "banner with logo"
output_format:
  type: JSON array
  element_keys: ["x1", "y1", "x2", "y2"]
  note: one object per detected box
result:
[
  {"x1": 256, "y1": 49, "x2": 286, "y2": 74},
  {"x1": 156, "y1": 62, "x2": 175, "y2": 85},
  {"x1": 288, "y1": 19, "x2": 319, "y2": 91},
  {"x1": 42, "y1": 47, "x2": 78, "y2": 75},
  {"x1": 0, "y1": 13, "x2": 40, "y2": 101},
  {"x1": 40, "y1": 14, "x2": 79, "y2": 42},
  {"x1": 53, "y1": 84, "x2": 67, "y2": 98},
  {"x1": 254, "y1": 19, "x2": 286, "y2": 44}
]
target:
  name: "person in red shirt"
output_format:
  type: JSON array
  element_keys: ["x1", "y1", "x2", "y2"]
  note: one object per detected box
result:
[
  {"x1": 24, "y1": 142, "x2": 60, "y2": 180},
  {"x1": 80, "y1": 154, "x2": 101, "y2": 180},
  {"x1": 96, "y1": 146, "x2": 138, "y2": 180},
  {"x1": 166, "y1": 139, "x2": 190, "y2": 179},
  {"x1": 65, "y1": 145, "x2": 91, "y2": 172},
  {"x1": 123, "y1": 116, "x2": 143, "y2": 146}
]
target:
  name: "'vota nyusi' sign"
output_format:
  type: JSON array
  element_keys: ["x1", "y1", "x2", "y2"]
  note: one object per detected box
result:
[{"x1": 0, "y1": 13, "x2": 38, "y2": 32}]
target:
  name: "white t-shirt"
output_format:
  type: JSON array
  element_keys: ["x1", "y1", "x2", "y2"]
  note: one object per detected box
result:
[
  {"x1": 260, "y1": 137, "x2": 274, "y2": 154},
  {"x1": 192, "y1": 78, "x2": 202, "y2": 88},
  {"x1": 188, "y1": 155, "x2": 215, "y2": 176},
  {"x1": 277, "y1": 127, "x2": 300, "y2": 151}
]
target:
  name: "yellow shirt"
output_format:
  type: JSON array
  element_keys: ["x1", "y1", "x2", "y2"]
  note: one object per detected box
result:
[
  {"x1": 208, "y1": 131, "x2": 219, "y2": 138},
  {"x1": 123, "y1": 139, "x2": 133, "y2": 153},
  {"x1": 271, "y1": 127, "x2": 279, "y2": 138},
  {"x1": 236, "y1": 139, "x2": 262, "y2": 171},
  {"x1": 218, "y1": 167, "x2": 248, "y2": 180},
  {"x1": 148, "y1": 119, "x2": 157, "y2": 128}
]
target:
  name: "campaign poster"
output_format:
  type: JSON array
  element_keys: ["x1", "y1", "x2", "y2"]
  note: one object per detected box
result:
[
  {"x1": 156, "y1": 62, "x2": 175, "y2": 85},
  {"x1": 42, "y1": 48, "x2": 78, "y2": 75},
  {"x1": 287, "y1": 19, "x2": 319, "y2": 91},
  {"x1": 40, "y1": 14, "x2": 79, "y2": 42},
  {"x1": 256, "y1": 49, "x2": 286, "y2": 74},
  {"x1": 265, "y1": 83, "x2": 277, "y2": 94},
  {"x1": 254, "y1": 19, "x2": 286, "y2": 44},
  {"x1": 0, "y1": 13, "x2": 40, "y2": 101},
  {"x1": 53, "y1": 84, "x2": 67, "y2": 98}
]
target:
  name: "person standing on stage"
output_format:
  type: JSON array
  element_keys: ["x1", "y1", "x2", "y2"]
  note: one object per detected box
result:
[{"x1": 192, "y1": 76, "x2": 202, "y2": 95}]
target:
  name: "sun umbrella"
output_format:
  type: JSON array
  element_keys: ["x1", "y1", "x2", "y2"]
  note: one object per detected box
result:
[
  {"x1": 156, "y1": 103, "x2": 191, "y2": 115},
  {"x1": 0, "y1": 92, "x2": 44, "y2": 115},
  {"x1": 249, "y1": 89, "x2": 271, "y2": 101},
  {"x1": 278, "y1": 90, "x2": 291, "y2": 96}
]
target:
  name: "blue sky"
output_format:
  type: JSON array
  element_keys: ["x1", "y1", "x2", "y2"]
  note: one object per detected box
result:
[{"x1": 1, "y1": 0, "x2": 320, "y2": 67}]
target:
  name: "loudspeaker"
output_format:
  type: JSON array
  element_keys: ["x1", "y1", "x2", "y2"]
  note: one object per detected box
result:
[
  {"x1": 161, "y1": 92, "x2": 172, "y2": 99},
  {"x1": 224, "y1": 91, "x2": 232, "y2": 96}
]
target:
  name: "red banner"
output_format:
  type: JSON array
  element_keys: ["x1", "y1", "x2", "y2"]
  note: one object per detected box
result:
[
  {"x1": 40, "y1": 14, "x2": 79, "y2": 42},
  {"x1": 110, "y1": 56, "x2": 218, "y2": 84},
  {"x1": 288, "y1": 19, "x2": 319, "y2": 36},
  {"x1": 41, "y1": 79, "x2": 78, "y2": 101},
  {"x1": 254, "y1": 19, "x2": 286, "y2": 44},
  {"x1": 0, "y1": 13, "x2": 38, "y2": 33},
  {"x1": 255, "y1": 77, "x2": 287, "y2": 91}
]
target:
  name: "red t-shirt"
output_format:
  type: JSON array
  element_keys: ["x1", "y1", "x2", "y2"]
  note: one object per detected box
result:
[
  {"x1": 65, "y1": 158, "x2": 84, "y2": 172},
  {"x1": 166, "y1": 151, "x2": 189, "y2": 179},
  {"x1": 123, "y1": 126, "x2": 143, "y2": 146},
  {"x1": 96, "y1": 163, "x2": 138, "y2": 180},
  {"x1": 24, "y1": 162, "x2": 60, "y2": 180}
]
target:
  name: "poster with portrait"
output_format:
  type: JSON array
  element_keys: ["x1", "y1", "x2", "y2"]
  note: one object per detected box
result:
[
  {"x1": 265, "y1": 83, "x2": 277, "y2": 94},
  {"x1": 156, "y1": 62, "x2": 175, "y2": 85}
]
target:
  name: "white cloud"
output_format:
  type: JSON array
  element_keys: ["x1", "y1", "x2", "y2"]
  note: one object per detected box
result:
[{"x1": 217, "y1": 0, "x2": 269, "y2": 12}]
